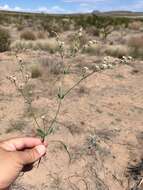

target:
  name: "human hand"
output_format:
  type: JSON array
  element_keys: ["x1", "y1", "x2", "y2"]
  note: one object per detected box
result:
[{"x1": 0, "y1": 137, "x2": 46, "y2": 190}]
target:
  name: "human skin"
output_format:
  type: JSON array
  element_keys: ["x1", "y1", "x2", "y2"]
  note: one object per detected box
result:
[{"x1": 0, "y1": 137, "x2": 46, "y2": 190}]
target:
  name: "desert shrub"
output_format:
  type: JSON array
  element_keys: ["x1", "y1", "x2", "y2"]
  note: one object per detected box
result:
[
  {"x1": 100, "y1": 25, "x2": 114, "y2": 40},
  {"x1": 128, "y1": 21, "x2": 142, "y2": 30},
  {"x1": 20, "y1": 30, "x2": 36, "y2": 40},
  {"x1": 40, "y1": 56, "x2": 63, "y2": 75},
  {"x1": 105, "y1": 45, "x2": 130, "y2": 58},
  {"x1": 11, "y1": 40, "x2": 33, "y2": 51},
  {"x1": 16, "y1": 24, "x2": 25, "y2": 31},
  {"x1": 37, "y1": 31, "x2": 46, "y2": 39},
  {"x1": 128, "y1": 35, "x2": 143, "y2": 58},
  {"x1": 42, "y1": 21, "x2": 63, "y2": 37},
  {"x1": 83, "y1": 44, "x2": 103, "y2": 55},
  {"x1": 11, "y1": 39, "x2": 58, "y2": 53},
  {"x1": 0, "y1": 27, "x2": 11, "y2": 52},
  {"x1": 68, "y1": 32, "x2": 89, "y2": 47},
  {"x1": 34, "y1": 39, "x2": 58, "y2": 53},
  {"x1": 61, "y1": 18, "x2": 71, "y2": 31},
  {"x1": 31, "y1": 64, "x2": 42, "y2": 78},
  {"x1": 86, "y1": 26, "x2": 100, "y2": 36}
]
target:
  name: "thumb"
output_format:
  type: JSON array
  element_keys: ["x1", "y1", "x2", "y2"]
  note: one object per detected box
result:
[{"x1": 18, "y1": 145, "x2": 46, "y2": 165}]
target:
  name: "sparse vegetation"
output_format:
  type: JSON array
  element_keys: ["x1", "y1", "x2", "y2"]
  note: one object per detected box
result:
[
  {"x1": 0, "y1": 9, "x2": 143, "y2": 190},
  {"x1": 20, "y1": 30, "x2": 36, "y2": 40},
  {"x1": 128, "y1": 35, "x2": 143, "y2": 58},
  {"x1": 31, "y1": 64, "x2": 42, "y2": 78},
  {"x1": 105, "y1": 44, "x2": 130, "y2": 58},
  {"x1": 0, "y1": 27, "x2": 11, "y2": 52}
]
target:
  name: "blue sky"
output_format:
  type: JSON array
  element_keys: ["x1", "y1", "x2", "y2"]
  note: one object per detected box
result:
[{"x1": 0, "y1": 0, "x2": 143, "y2": 13}]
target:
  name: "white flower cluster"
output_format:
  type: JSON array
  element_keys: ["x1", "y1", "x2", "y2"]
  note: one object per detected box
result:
[
  {"x1": 41, "y1": 115, "x2": 46, "y2": 120},
  {"x1": 59, "y1": 41, "x2": 65, "y2": 49},
  {"x1": 83, "y1": 40, "x2": 98, "y2": 49},
  {"x1": 78, "y1": 27, "x2": 83, "y2": 37},
  {"x1": 7, "y1": 75, "x2": 17, "y2": 83},
  {"x1": 94, "y1": 63, "x2": 113, "y2": 71},
  {"x1": 88, "y1": 40, "x2": 98, "y2": 46},
  {"x1": 121, "y1": 56, "x2": 133, "y2": 64}
]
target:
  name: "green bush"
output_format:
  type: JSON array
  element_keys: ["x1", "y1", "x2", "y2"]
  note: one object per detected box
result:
[{"x1": 0, "y1": 27, "x2": 11, "y2": 52}]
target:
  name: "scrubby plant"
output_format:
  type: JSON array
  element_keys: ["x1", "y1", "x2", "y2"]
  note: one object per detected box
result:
[
  {"x1": 37, "y1": 31, "x2": 46, "y2": 39},
  {"x1": 11, "y1": 39, "x2": 59, "y2": 53},
  {"x1": 105, "y1": 45, "x2": 130, "y2": 58},
  {"x1": 86, "y1": 26, "x2": 100, "y2": 37},
  {"x1": 100, "y1": 25, "x2": 114, "y2": 40},
  {"x1": 20, "y1": 30, "x2": 36, "y2": 40},
  {"x1": 0, "y1": 27, "x2": 11, "y2": 52},
  {"x1": 31, "y1": 64, "x2": 42, "y2": 78},
  {"x1": 128, "y1": 21, "x2": 142, "y2": 30},
  {"x1": 128, "y1": 35, "x2": 143, "y2": 58}
]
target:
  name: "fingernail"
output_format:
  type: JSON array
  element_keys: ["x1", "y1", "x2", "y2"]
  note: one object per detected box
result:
[{"x1": 36, "y1": 145, "x2": 46, "y2": 156}]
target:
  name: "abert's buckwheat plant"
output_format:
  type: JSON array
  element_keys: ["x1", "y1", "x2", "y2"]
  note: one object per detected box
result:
[{"x1": 7, "y1": 28, "x2": 132, "y2": 166}]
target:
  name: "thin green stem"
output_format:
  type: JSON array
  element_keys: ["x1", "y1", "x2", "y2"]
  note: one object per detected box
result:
[
  {"x1": 46, "y1": 99, "x2": 62, "y2": 135},
  {"x1": 64, "y1": 70, "x2": 96, "y2": 98}
]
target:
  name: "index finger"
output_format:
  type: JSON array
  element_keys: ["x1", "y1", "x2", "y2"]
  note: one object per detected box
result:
[{"x1": 0, "y1": 137, "x2": 43, "y2": 151}]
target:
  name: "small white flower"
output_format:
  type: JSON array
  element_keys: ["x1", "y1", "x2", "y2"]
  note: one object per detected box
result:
[
  {"x1": 41, "y1": 115, "x2": 46, "y2": 120},
  {"x1": 10, "y1": 76, "x2": 17, "y2": 82},
  {"x1": 79, "y1": 27, "x2": 83, "y2": 32},
  {"x1": 101, "y1": 64, "x2": 108, "y2": 69},
  {"x1": 18, "y1": 57, "x2": 23, "y2": 63},
  {"x1": 94, "y1": 65, "x2": 100, "y2": 71},
  {"x1": 59, "y1": 41, "x2": 65, "y2": 48},
  {"x1": 84, "y1": 67, "x2": 89, "y2": 71},
  {"x1": 88, "y1": 41, "x2": 94, "y2": 45},
  {"x1": 128, "y1": 56, "x2": 132, "y2": 60},
  {"x1": 107, "y1": 64, "x2": 113, "y2": 69},
  {"x1": 78, "y1": 32, "x2": 82, "y2": 37},
  {"x1": 92, "y1": 40, "x2": 97, "y2": 44},
  {"x1": 122, "y1": 56, "x2": 126, "y2": 60},
  {"x1": 29, "y1": 90, "x2": 33, "y2": 95},
  {"x1": 25, "y1": 74, "x2": 31, "y2": 80},
  {"x1": 19, "y1": 83, "x2": 24, "y2": 90},
  {"x1": 84, "y1": 44, "x2": 88, "y2": 49}
]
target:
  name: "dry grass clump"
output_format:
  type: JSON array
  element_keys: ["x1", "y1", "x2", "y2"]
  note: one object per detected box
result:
[
  {"x1": 11, "y1": 39, "x2": 58, "y2": 53},
  {"x1": 20, "y1": 30, "x2": 36, "y2": 40},
  {"x1": 37, "y1": 31, "x2": 47, "y2": 39},
  {"x1": 68, "y1": 31, "x2": 89, "y2": 47},
  {"x1": 86, "y1": 26, "x2": 100, "y2": 36},
  {"x1": 128, "y1": 21, "x2": 142, "y2": 30},
  {"x1": 128, "y1": 35, "x2": 143, "y2": 58},
  {"x1": 30, "y1": 64, "x2": 42, "y2": 78},
  {"x1": 40, "y1": 56, "x2": 63, "y2": 75},
  {"x1": 0, "y1": 27, "x2": 11, "y2": 52},
  {"x1": 83, "y1": 44, "x2": 103, "y2": 55},
  {"x1": 34, "y1": 39, "x2": 58, "y2": 53},
  {"x1": 11, "y1": 40, "x2": 33, "y2": 51},
  {"x1": 105, "y1": 44, "x2": 130, "y2": 58}
]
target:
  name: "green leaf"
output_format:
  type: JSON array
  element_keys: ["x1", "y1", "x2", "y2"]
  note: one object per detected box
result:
[
  {"x1": 47, "y1": 127, "x2": 54, "y2": 135},
  {"x1": 58, "y1": 87, "x2": 65, "y2": 99},
  {"x1": 37, "y1": 128, "x2": 46, "y2": 139},
  {"x1": 63, "y1": 68, "x2": 69, "y2": 75},
  {"x1": 57, "y1": 141, "x2": 71, "y2": 164}
]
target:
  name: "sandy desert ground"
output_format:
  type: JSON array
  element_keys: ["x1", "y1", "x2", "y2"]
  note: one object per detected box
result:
[{"x1": 0, "y1": 12, "x2": 143, "y2": 190}]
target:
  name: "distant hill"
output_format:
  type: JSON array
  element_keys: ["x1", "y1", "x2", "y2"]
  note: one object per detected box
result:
[
  {"x1": 92, "y1": 10, "x2": 143, "y2": 17},
  {"x1": 0, "y1": 9, "x2": 143, "y2": 18}
]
